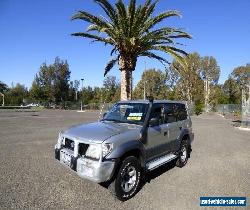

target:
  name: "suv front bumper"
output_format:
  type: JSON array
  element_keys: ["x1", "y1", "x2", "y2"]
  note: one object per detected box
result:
[{"x1": 55, "y1": 148, "x2": 116, "y2": 183}]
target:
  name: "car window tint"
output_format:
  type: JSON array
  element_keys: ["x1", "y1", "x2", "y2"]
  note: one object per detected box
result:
[
  {"x1": 164, "y1": 103, "x2": 177, "y2": 123},
  {"x1": 176, "y1": 103, "x2": 187, "y2": 121}
]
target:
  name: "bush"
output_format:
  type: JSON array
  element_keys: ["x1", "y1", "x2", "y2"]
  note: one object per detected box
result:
[{"x1": 194, "y1": 101, "x2": 204, "y2": 115}]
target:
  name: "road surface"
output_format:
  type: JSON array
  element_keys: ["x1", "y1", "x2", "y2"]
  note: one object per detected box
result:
[{"x1": 0, "y1": 110, "x2": 249, "y2": 210}]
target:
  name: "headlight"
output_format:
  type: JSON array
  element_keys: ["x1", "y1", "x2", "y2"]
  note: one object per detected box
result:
[
  {"x1": 58, "y1": 133, "x2": 62, "y2": 143},
  {"x1": 102, "y1": 143, "x2": 113, "y2": 158},
  {"x1": 85, "y1": 143, "x2": 113, "y2": 160},
  {"x1": 55, "y1": 132, "x2": 64, "y2": 148},
  {"x1": 85, "y1": 144, "x2": 102, "y2": 160}
]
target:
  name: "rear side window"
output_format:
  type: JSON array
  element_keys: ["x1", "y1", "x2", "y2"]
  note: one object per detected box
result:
[
  {"x1": 176, "y1": 103, "x2": 187, "y2": 121},
  {"x1": 164, "y1": 103, "x2": 177, "y2": 123}
]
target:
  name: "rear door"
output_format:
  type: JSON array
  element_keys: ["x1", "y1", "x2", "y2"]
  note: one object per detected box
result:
[{"x1": 164, "y1": 103, "x2": 182, "y2": 152}]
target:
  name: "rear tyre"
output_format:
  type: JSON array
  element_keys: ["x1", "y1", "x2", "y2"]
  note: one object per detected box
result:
[
  {"x1": 176, "y1": 140, "x2": 189, "y2": 168},
  {"x1": 108, "y1": 156, "x2": 141, "y2": 201}
]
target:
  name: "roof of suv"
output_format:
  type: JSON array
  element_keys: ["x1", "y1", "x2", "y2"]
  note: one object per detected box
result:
[{"x1": 117, "y1": 100, "x2": 187, "y2": 105}]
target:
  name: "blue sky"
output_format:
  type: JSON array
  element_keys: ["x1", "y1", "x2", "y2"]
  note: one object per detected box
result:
[{"x1": 0, "y1": 0, "x2": 249, "y2": 89}]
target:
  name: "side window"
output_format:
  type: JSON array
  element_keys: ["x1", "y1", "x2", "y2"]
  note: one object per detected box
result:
[
  {"x1": 149, "y1": 104, "x2": 164, "y2": 125},
  {"x1": 164, "y1": 103, "x2": 177, "y2": 123},
  {"x1": 176, "y1": 103, "x2": 187, "y2": 121}
]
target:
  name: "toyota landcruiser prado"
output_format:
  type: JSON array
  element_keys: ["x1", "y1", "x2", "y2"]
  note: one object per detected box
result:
[{"x1": 55, "y1": 99, "x2": 194, "y2": 201}]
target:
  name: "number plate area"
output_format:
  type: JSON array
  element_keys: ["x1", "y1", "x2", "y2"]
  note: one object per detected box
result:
[{"x1": 60, "y1": 149, "x2": 74, "y2": 167}]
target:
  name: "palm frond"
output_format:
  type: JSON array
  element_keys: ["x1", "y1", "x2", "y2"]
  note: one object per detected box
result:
[
  {"x1": 168, "y1": 31, "x2": 192, "y2": 39},
  {"x1": 128, "y1": 0, "x2": 136, "y2": 35},
  {"x1": 71, "y1": 32, "x2": 113, "y2": 45},
  {"x1": 139, "y1": 0, "x2": 156, "y2": 26},
  {"x1": 71, "y1": 11, "x2": 109, "y2": 28},
  {"x1": 94, "y1": 0, "x2": 117, "y2": 24},
  {"x1": 167, "y1": 46, "x2": 189, "y2": 56},
  {"x1": 115, "y1": 0, "x2": 128, "y2": 35},
  {"x1": 153, "y1": 46, "x2": 188, "y2": 67},
  {"x1": 143, "y1": 10, "x2": 181, "y2": 32},
  {"x1": 131, "y1": 0, "x2": 156, "y2": 36},
  {"x1": 86, "y1": 24, "x2": 99, "y2": 32},
  {"x1": 104, "y1": 57, "x2": 119, "y2": 76},
  {"x1": 140, "y1": 28, "x2": 175, "y2": 43},
  {"x1": 140, "y1": 51, "x2": 170, "y2": 65},
  {"x1": 110, "y1": 47, "x2": 118, "y2": 56}
]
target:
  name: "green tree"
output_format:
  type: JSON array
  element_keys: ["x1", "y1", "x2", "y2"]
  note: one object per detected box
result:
[
  {"x1": 68, "y1": 80, "x2": 80, "y2": 101},
  {"x1": 232, "y1": 64, "x2": 250, "y2": 106},
  {"x1": 34, "y1": 62, "x2": 54, "y2": 102},
  {"x1": 71, "y1": 76, "x2": 120, "y2": 105},
  {"x1": 68, "y1": 81, "x2": 75, "y2": 101},
  {"x1": 29, "y1": 75, "x2": 45, "y2": 102},
  {"x1": 201, "y1": 56, "x2": 220, "y2": 111},
  {"x1": 0, "y1": 81, "x2": 8, "y2": 93},
  {"x1": 0, "y1": 81, "x2": 8, "y2": 105},
  {"x1": 223, "y1": 76, "x2": 241, "y2": 104},
  {"x1": 232, "y1": 64, "x2": 250, "y2": 86},
  {"x1": 91, "y1": 87, "x2": 103, "y2": 103},
  {"x1": 170, "y1": 52, "x2": 203, "y2": 103},
  {"x1": 71, "y1": 0, "x2": 191, "y2": 100},
  {"x1": 30, "y1": 57, "x2": 71, "y2": 104},
  {"x1": 5, "y1": 83, "x2": 28, "y2": 105},
  {"x1": 103, "y1": 76, "x2": 120, "y2": 102},
  {"x1": 81, "y1": 86, "x2": 95, "y2": 104},
  {"x1": 200, "y1": 56, "x2": 220, "y2": 84},
  {"x1": 52, "y1": 57, "x2": 71, "y2": 103},
  {"x1": 133, "y1": 69, "x2": 168, "y2": 99},
  {"x1": 209, "y1": 84, "x2": 228, "y2": 108}
]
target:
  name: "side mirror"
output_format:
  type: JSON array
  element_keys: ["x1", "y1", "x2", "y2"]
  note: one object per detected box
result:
[
  {"x1": 149, "y1": 117, "x2": 159, "y2": 127},
  {"x1": 103, "y1": 112, "x2": 107, "y2": 118}
]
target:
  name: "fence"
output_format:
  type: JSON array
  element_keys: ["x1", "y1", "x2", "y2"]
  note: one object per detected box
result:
[
  {"x1": 217, "y1": 104, "x2": 250, "y2": 128},
  {"x1": 64, "y1": 102, "x2": 114, "y2": 111},
  {"x1": 216, "y1": 104, "x2": 242, "y2": 115}
]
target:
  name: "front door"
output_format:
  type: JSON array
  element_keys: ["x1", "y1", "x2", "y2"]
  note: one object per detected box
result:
[{"x1": 145, "y1": 104, "x2": 172, "y2": 160}]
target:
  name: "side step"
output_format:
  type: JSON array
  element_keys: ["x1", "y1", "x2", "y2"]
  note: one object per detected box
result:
[{"x1": 146, "y1": 153, "x2": 177, "y2": 171}]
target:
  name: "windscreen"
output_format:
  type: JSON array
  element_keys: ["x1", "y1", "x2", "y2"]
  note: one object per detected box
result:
[{"x1": 103, "y1": 103, "x2": 149, "y2": 124}]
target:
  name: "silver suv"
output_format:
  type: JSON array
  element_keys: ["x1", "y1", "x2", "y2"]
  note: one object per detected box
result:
[{"x1": 55, "y1": 99, "x2": 194, "y2": 201}]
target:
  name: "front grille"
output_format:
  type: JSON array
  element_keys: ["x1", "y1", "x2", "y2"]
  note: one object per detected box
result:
[
  {"x1": 63, "y1": 138, "x2": 75, "y2": 151},
  {"x1": 78, "y1": 143, "x2": 89, "y2": 156}
]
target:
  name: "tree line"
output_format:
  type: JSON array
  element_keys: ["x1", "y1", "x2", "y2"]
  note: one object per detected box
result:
[
  {"x1": 0, "y1": 55, "x2": 249, "y2": 111},
  {"x1": 0, "y1": 57, "x2": 121, "y2": 107}
]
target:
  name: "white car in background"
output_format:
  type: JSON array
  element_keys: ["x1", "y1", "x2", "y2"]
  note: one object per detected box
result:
[{"x1": 26, "y1": 103, "x2": 39, "y2": 107}]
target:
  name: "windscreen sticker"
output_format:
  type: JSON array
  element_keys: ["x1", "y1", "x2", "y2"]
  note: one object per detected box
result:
[
  {"x1": 127, "y1": 116, "x2": 142, "y2": 121},
  {"x1": 128, "y1": 113, "x2": 143, "y2": 117}
]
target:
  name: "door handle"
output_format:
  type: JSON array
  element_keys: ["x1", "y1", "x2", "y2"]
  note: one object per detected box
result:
[{"x1": 164, "y1": 131, "x2": 168, "y2": 136}]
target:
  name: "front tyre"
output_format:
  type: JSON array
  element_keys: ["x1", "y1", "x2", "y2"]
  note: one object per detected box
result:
[
  {"x1": 109, "y1": 156, "x2": 141, "y2": 201},
  {"x1": 176, "y1": 140, "x2": 189, "y2": 168}
]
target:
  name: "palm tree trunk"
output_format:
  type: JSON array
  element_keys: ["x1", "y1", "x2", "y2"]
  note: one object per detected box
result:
[
  {"x1": 120, "y1": 70, "x2": 132, "y2": 100},
  {"x1": 119, "y1": 55, "x2": 136, "y2": 101}
]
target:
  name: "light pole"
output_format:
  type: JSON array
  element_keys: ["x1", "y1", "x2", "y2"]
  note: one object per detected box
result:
[{"x1": 80, "y1": 78, "x2": 84, "y2": 111}]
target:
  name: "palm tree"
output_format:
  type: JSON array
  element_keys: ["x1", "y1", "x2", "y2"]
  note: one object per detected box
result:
[{"x1": 71, "y1": 0, "x2": 191, "y2": 100}]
